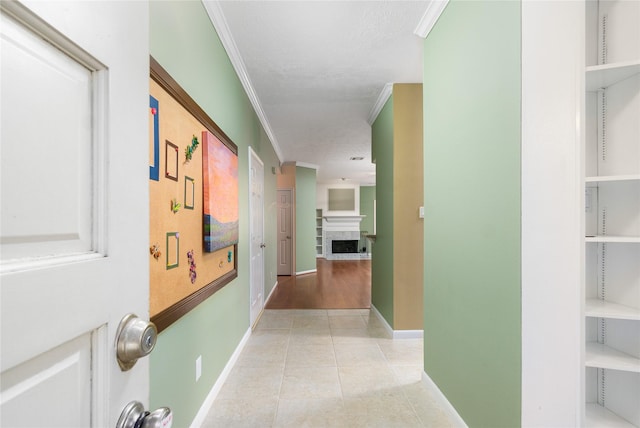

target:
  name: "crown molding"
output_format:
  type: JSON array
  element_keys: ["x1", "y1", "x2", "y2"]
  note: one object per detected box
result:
[
  {"x1": 413, "y1": 0, "x2": 450, "y2": 38},
  {"x1": 367, "y1": 83, "x2": 393, "y2": 125},
  {"x1": 295, "y1": 162, "x2": 319, "y2": 170},
  {"x1": 202, "y1": 0, "x2": 284, "y2": 163}
]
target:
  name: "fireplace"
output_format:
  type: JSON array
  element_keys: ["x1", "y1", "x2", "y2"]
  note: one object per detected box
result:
[
  {"x1": 323, "y1": 215, "x2": 368, "y2": 260},
  {"x1": 332, "y1": 240, "x2": 358, "y2": 254}
]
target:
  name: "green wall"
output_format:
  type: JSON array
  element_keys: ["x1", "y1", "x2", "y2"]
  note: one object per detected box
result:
[
  {"x1": 149, "y1": 2, "x2": 279, "y2": 426},
  {"x1": 422, "y1": 1, "x2": 522, "y2": 426},
  {"x1": 295, "y1": 166, "x2": 317, "y2": 273},
  {"x1": 371, "y1": 97, "x2": 394, "y2": 327},
  {"x1": 359, "y1": 186, "x2": 376, "y2": 253}
]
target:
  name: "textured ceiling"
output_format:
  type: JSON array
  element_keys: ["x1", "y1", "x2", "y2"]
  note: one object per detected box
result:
[{"x1": 216, "y1": 1, "x2": 429, "y2": 185}]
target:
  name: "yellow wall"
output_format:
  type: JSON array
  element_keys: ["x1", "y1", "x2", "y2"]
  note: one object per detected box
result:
[
  {"x1": 277, "y1": 162, "x2": 297, "y2": 273},
  {"x1": 393, "y1": 84, "x2": 424, "y2": 330},
  {"x1": 277, "y1": 162, "x2": 296, "y2": 189}
]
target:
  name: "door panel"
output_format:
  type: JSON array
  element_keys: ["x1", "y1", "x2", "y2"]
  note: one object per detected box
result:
[
  {"x1": 0, "y1": 1, "x2": 149, "y2": 426},
  {"x1": 1, "y1": 332, "x2": 92, "y2": 427},
  {"x1": 0, "y1": 12, "x2": 94, "y2": 260},
  {"x1": 277, "y1": 189, "x2": 292, "y2": 275}
]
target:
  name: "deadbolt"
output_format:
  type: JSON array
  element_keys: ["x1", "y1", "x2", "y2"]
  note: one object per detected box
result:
[
  {"x1": 116, "y1": 314, "x2": 158, "y2": 371},
  {"x1": 116, "y1": 401, "x2": 172, "y2": 428}
]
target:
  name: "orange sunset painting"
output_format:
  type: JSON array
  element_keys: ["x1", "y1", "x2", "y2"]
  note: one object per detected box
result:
[{"x1": 202, "y1": 130, "x2": 239, "y2": 252}]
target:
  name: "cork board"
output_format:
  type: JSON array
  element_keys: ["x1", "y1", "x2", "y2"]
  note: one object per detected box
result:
[{"x1": 149, "y1": 57, "x2": 238, "y2": 332}]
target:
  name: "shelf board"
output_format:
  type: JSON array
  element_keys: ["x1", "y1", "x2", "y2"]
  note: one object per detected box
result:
[
  {"x1": 586, "y1": 60, "x2": 640, "y2": 91},
  {"x1": 586, "y1": 403, "x2": 636, "y2": 428},
  {"x1": 585, "y1": 174, "x2": 640, "y2": 183},
  {"x1": 585, "y1": 236, "x2": 640, "y2": 243},
  {"x1": 585, "y1": 299, "x2": 640, "y2": 321},
  {"x1": 585, "y1": 342, "x2": 640, "y2": 373}
]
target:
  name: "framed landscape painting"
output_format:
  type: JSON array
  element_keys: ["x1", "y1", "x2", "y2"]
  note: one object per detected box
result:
[{"x1": 202, "y1": 130, "x2": 239, "y2": 252}]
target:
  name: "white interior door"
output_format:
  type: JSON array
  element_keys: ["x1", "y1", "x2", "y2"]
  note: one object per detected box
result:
[
  {"x1": 249, "y1": 148, "x2": 265, "y2": 327},
  {"x1": 277, "y1": 189, "x2": 293, "y2": 276},
  {"x1": 0, "y1": 2, "x2": 150, "y2": 427}
]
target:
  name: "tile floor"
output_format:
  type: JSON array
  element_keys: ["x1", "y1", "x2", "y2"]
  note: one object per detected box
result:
[{"x1": 202, "y1": 309, "x2": 454, "y2": 427}]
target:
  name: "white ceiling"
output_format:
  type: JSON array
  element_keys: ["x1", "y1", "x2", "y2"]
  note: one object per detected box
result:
[{"x1": 211, "y1": 1, "x2": 430, "y2": 185}]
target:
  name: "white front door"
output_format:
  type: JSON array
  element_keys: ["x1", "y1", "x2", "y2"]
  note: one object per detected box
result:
[
  {"x1": 277, "y1": 189, "x2": 293, "y2": 275},
  {"x1": 248, "y1": 148, "x2": 265, "y2": 327},
  {"x1": 0, "y1": 2, "x2": 150, "y2": 427}
]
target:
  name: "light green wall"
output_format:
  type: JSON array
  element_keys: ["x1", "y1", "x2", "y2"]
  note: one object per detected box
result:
[
  {"x1": 295, "y1": 166, "x2": 317, "y2": 273},
  {"x1": 371, "y1": 97, "x2": 394, "y2": 327},
  {"x1": 149, "y1": 2, "x2": 278, "y2": 426},
  {"x1": 423, "y1": 1, "x2": 522, "y2": 426},
  {"x1": 360, "y1": 186, "x2": 376, "y2": 253},
  {"x1": 359, "y1": 186, "x2": 375, "y2": 253}
]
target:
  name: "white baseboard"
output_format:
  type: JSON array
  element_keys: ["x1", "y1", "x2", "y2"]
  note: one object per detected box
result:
[
  {"x1": 370, "y1": 304, "x2": 393, "y2": 338},
  {"x1": 295, "y1": 269, "x2": 317, "y2": 276},
  {"x1": 393, "y1": 329, "x2": 423, "y2": 339},
  {"x1": 421, "y1": 371, "x2": 468, "y2": 428},
  {"x1": 370, "y1": 304, "x2": 423, "y2": 339},
  {"x1": 189, "y1": 328, "x2": 251, "y2": 428},
  {"x1": 264, "y1": 280, "x2": 278, "y2": 305}
]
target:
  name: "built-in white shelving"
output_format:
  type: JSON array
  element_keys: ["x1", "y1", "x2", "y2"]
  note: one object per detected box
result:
[
  {"x1": 585, "y1": 342, "x2": 640, "y2": 373},
  {"x1": 583, "y1": 1, "x2": 639, "y2": 426},
  {"x1": 586, "y1": 60, "x2": 640, "y2": 91},
  {"x1": 585, "y1": 236, "x2": 640, "y2": 243},
  {"x1": 585, "y1": 175, "x2": 640, "y2": 183},
  {"x1": 586, "y1": 403, "x2": 637, "y2": 428},
  {"x1": 586, "y1": 299, "x2": 640, "y2": 321},
  {"x1": 316, "y1": 208, "x2": 323, "y2": 257}
]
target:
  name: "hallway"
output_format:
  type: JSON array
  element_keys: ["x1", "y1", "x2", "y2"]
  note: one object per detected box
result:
[
  {"x1": 267, "y1": 259, "x2": 372, "y2": 309},
  {"x1": 202, "y1": 309, "x2": 454, "y2": 427}
]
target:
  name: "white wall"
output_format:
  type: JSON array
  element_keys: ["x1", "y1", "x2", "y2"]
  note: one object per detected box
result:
[{"x1": 521, "y1": 1, "x2": 584, "y2": 425}]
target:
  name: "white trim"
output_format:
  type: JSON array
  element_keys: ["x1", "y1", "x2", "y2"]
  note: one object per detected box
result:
[
  {"x1": 393, "y1": 329, "x2": 423, "y2": 339},
  {"x1": 371, "y1": 304, "x2": 423, "y2": 339},
  {"x1": 370, "y1": 304, "x2": 393, "y2": 338},
  {"x1": 295, "y1": 269, "x2": 317, "y2": 276},
  {"x1": 190, "y1": 328, "x2": 251, "y2": 428},
  {"x1": 264, "y1": 281, "x2": 278, "y2": 305},
  {"x1": 521, "y1": 2, "x2": 584, "y2": 425},
  {"x1": 421, "y1": 371, "x2": 468, "y2": 428},
  {"x1": 295, "y1": 161, "x2": 319, "y2": 170},
  {"x1": 201, "y1": 1, "x2": 284, "y2": 163},
  {"x1": 367, "y1": 83, "x2": 393, "y2": 125},
  {"x1": 413, "y1": 0, "x2": 450, "y2": 39}
]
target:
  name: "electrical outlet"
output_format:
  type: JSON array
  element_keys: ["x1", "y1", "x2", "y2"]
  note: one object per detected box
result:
[{"x1": 195, "y1": 355, "x2": 202, "y2": 382}]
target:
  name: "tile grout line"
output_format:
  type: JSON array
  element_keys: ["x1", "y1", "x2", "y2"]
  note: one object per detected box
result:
[{"x1": 270, "y1": 320, "x2": 292, "y2": 428}]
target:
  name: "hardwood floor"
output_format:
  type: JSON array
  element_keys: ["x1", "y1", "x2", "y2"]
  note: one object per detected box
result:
[{"x1": 266, "y1": 258, "x2": 371, "y2": 309}]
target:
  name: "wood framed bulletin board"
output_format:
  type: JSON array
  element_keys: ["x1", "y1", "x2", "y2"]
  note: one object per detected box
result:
[{"x1": 149, "y1": 56, "x2": 238, "y2": 333}]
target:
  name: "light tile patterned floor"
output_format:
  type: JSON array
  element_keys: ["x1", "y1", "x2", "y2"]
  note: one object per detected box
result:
[{"x1": 203, "y1": 309, "x2": 454, "y2": 427}]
